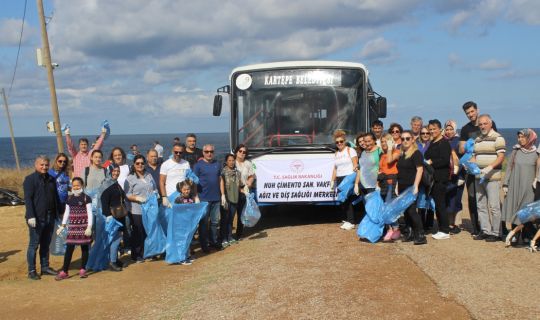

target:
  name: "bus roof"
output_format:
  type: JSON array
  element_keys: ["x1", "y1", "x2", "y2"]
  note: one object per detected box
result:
[{"x1": 230, "y1": 60, "x2": 369, "y2": 80}]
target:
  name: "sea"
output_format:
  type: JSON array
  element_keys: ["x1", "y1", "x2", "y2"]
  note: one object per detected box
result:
[{"x1": 0, "y1": 129, "x2": 536, "y2": 169}]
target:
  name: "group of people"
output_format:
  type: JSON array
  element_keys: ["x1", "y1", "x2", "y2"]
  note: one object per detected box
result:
[
  {"x1": 332, "y1": 101, "x2": 540, "y2": 247},
  {"x1": 24, "y1": 132, "x2": 256, "y2": 280}
]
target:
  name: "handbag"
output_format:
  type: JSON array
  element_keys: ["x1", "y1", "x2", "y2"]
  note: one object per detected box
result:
[{"x1": 110, "y1": 185, "x2": 128, "y2": 219}]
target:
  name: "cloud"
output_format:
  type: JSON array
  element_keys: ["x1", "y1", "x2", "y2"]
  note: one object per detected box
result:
[
  {"x1": 448, "y1": 52, "x2": 462, "y2": 67},
  {"x1": 359, "y1": 37, "x2": 398, "y2": 64},
  {"x1": 0, "y1": 18, "x2": 35, "y2": 46},
  {"x1": 507, "y1": 0, "x2": 540, "y2": 24},
  {"x1": 478, "y1": 59, "x2": 511, "y2": 70}
]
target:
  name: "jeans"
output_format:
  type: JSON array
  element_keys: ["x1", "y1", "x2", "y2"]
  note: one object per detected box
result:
[
  {"x1": 221, "y1": 202, "x2": 237, "y2": 242},
  {"x1": 476, "y1": 179, "x2": 502, "y2": 236},
  {"x1": 199, "y1": 201, "x2": 221, "y2": 249},
  {"x1": 26, "y1": 214, "x2": 55, "y2": 273},
  {"x1": 110, "y1": 231, "x2": 122, "y2": 263}
]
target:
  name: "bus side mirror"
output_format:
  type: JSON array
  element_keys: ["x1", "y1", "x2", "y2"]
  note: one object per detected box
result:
[
  {"x1": 376, "y1": 97, "x2": 387, "y2": 118},
  {"x1": 213, "y1": 95, "x2": 222, "y2": 116}
]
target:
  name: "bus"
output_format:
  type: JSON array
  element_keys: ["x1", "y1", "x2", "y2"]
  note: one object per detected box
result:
[{"x1": 213, "y1": 61, "x2": 386, "y2": 205}]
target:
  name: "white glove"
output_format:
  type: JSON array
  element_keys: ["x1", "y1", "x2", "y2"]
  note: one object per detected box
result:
[
  {"x1": 242, "y1": 185, "x2": 250, "y2": 195},
  {"x1": 56, "y1": 225, "x2": 65, "y2": 236},
  {"x1": 135, "y1": 196, "x2": 146, "y2": 203},
  {"x1": 413, "y1": 185, "x2": 419, "y2": 195},
  {"x1": 453, "y1": 165, "x2": 460, "y2": 175},
  {"x1": 386, "y1": 139, "x2": 394, "y2": 150},
  {"x1": 503, "y1": 186, "x2": 508, "y2": 196},
  {"x1": 221, "y1": 194, "x2": 227, "y2": 207},
  {"x1": 64, "y1": 127, "x2": 70, "y2": 135},
  {"x1": 162, "y1": 197, "x2": 172, "y2": 208},
  {"x1": 457, "y1": 179, "x2": 465, "y2": 187},
  {"x1": 84, "y1": 226, "x2": 92, "y2": 237},
  {"x1": 533, "y1": 178, "x2": 538, "y2": 189},
  {"x1": 106, "y1": 216, "x2": 113, "y2": 223},
  {"x1": 354, "y1": 184, "x2": 359, "y2": 195},
  {"x1": 27, "y1": 218, "x2": 36, "y2": 228},
  {"x1": 101, "y1": 127, "x2": 107, "y2": 134},
  {"x1": 330, "y1": 180, "x2": 335, "y2": 191},
  {"x1": 481, "y1": 165, "x2": 493, "y2": 175},
  {"x1": 194, "y1": 197, "x2": 200, "y2": 203},
  {"x1": 395, "y1": 184, "x2": 399, "y2": 196}
]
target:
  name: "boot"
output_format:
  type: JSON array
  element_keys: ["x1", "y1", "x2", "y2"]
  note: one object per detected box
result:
[
  {"x1": 414, "y1": 230, "x2": 427, "y2": 245},
  {"x1": 402, "y1": 226, "x2": 414, "y2": 242}
]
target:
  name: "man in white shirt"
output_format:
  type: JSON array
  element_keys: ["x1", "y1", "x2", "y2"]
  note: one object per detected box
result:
[
  {"x1": 153, "y1": 141, "x2": 164, "y2": 161},
  {"x1": 159, "y1": 143, "x2": 190, "y2": 207}
]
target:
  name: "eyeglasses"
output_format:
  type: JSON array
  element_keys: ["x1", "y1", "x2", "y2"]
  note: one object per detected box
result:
[
  {"x1": 391, "y1": 130, "x2": 400, "y2": 134},
  {"x1": 238, "y1": 150, "x2": 247, "y2": 154},
  {"x1": 57, "y1": 160, "x2": 66, "y2": 164},
  {"x1": 174, "y1": 151, "x2": 183, "y2": 155},
  {"x1": 401, "y1": 137, "x2": 412, "y2": 141},
  {"x1": 203, "y1": 150, "x2": 214, "y2": 154},
  {"x1": 421, "y1": 132, "x2": 430, "y2": 135},
  {"x1": 134, "y1": 162, "x2": 145, "y2": 165},
  {"x1": 335, "y1": 140, "x2": 345, "y2": 144}
]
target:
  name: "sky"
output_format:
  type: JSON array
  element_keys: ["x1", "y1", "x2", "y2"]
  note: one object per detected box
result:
[{"x1": 0, "y1": 0, "x2": 539, "y2": 137}]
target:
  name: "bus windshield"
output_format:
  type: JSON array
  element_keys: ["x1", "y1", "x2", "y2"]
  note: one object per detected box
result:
[{"x1": 233, "y1": 68, "x2": 364, "y2": 148}]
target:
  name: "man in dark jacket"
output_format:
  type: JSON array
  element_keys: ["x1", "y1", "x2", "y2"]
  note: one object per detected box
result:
[{"x1": 24, "y1": 155, "x2": 60, "y2": 280}]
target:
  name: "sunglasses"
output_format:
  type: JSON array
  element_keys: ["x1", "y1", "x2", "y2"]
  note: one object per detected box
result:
[
  {"x1": 391, "y1": 130, "x2": 400, "y2": 134},
  {"x1": 174, "y1": 151, "x2": 183, "y2": 155},
  {"x1": 335, "y1": 140, "x2": 345, "y2": 144},
  {"x1": 134, "y1": 162, "x2": 145, "y2": 165},
  {"x1": 57, "y1": 160, "x2": 67, "y2": 164},
  {"x1": 421, "y1": 132, "x2": 430, "y2": 135},
  {"x1": 401, "y1": 137, "x2": 412, "y2": 141},
  {"x1": 238, "y1": 150, "x2": 247, "y2": 154},
  {"x1": 203, "y1": 150, "x2": 214, "y2": 154}
]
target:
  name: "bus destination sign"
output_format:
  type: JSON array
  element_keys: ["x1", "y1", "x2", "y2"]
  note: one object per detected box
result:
[{"x1": 248, "y1": 69, "x2": 342, "y2": 89}]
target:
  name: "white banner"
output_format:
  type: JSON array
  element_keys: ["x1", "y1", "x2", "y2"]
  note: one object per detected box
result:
[{"x1": 254, "y1": 156, "x2": 336, "y2": 203}]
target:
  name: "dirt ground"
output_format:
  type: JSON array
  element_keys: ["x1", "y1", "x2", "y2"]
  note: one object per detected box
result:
[{"x1": 0, "y1": 202, "x2": 538, "y2": 319}]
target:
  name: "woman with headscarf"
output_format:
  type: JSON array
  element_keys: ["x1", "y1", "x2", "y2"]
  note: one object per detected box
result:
[
  {"x1": 503, "y1": 129, "x2": 539, "y2": 247},
  {"x1": 444, "y1": 120, "x2": 463, "y2": 234}
]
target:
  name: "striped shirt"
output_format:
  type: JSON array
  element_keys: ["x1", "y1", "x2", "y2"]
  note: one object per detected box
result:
[{"x1": 473, "y1": 129, "x2": 506, "y2": 181}]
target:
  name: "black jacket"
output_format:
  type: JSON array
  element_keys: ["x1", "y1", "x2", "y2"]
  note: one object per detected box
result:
[
  {"x1": 23, "y1": 171, "x2": 59, "y2": 220},
  {"x1": 424, "y1": 138, "x2": 452, "y2": 183}
]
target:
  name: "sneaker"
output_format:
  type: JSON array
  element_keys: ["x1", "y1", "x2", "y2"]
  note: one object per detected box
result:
[
  {"x1": 188, "y1": 256, "x2": 195, "y2": 263},
  {"x1": 383, "y1": 229, "x2": 394, "y2": 242},
  {"x1": 339, "y1": 221, "x2": 349, "y2": 229},
  {"x1": 222, "y1": 241, "x2": 229, "y2": 248},
  {"x1": 135, "y1": 257, "x2": 145, "y2": 264},
  {"x1": 449, "y1": 225, "x2": 461, "y2": 235},
  {"x1": 485, "y1": 235, "x2": 500, "y2": 242},
  {"x1": 28, "y1": 270, "x2": 41, "y2": 280},
  {"x1": 181, "y1": 260, "x2": 192, "y2": 266},
  {"x1": 109, "y1": 263, "x2": 123, "y2": 272},
  {"x1": 342, "y1": 223, "x2": 355, "y2": 231},
  {"x1": 473, "y1": 232, "x2": 489, "y2": 241},
  {"x1": 55, "y1": 271, "x2": 68, "y2": 281},
  {"x1": 79, "y1": 269, "x2": 88, "y2": 278},
  {"x1": 431, "y1": 232, "x2": 450, "y2": 240},
  {"x1": 390, "y1": 229, "x2": 401, "y2": 240}
]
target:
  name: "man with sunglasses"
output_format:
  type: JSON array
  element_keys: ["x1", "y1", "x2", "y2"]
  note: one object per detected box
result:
[
  {"x1": 159, "y1": 143, "x2": 190, "y2": 208},
  {"x1": 194, "y1": 144, "x2": 223, "y2": 252}
]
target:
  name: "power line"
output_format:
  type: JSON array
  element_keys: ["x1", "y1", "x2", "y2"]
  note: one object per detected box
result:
[{"x1": 7, "y1": 0, "x2": 28, "y2": 98}]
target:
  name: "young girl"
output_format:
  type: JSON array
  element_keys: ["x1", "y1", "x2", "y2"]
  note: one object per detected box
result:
[
  {"x1": 55, "y1": 177, "x2": 93, "y2": 280},
  {"x1": 175, "y1": 180, "x2": 195, "y2": 204},
  {"x1": 220, "y1": 154, "x2": 241, "y2": 247}
]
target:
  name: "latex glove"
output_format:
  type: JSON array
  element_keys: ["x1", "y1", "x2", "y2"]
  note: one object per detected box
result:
[
  {"x1": 135, "y1": 196, "x2": 146, "y2": 203},
  {"x1": 354, "y1": 184, "x2": 359, "y2": 195},
  {"x1": 386, "y1": 139, "x2": 394, "y2": 150},
  {"x1": 27, "y1": 218, "x2": 36, "y2": 228},
  {"x1": 64, "y1": 127, "x2": 70, "y2": 135},
  {"x1": 453, "y1": 165, "x2": 460, "y2": 175},
  {"x1": 194, "y1": 197, "x2": 200, "y2": 204},
  {"x1": 101, "y1": 126, "x2": 107, "y2": 134},
  {"x1": 425, "y1": 159, "x2": 432, "y2": 165},
  {"x1": 106, "y1": 216, "x2": 113, "y2": 223},
  {"x1": 533, "y1": 178, "x2": 538, "y2": 189},
  {"x1": 480, "y1": 165, "x2": 493, "y2": 175},
  {"x1": 457, "y1": 179, "x2": 465, "y2": 187},
  {"x1": 242, "y1": 185, "x2": 250, "y2": 195},
  {"x1": 502, "y1": 186, "x2": 508, "y2": 196},
  {"x1": 394, "y1": 184, "x2": 399, "y2": 196},
  {"x1": 221, "y1": 194, "x2": 227, "y2": 207},
  {"x1": 330, "y1": 180, "x2": 335, "y2": 191},
  {"x1": 162, "y1": 197, "x2": 172, "y2": 208},
  {"x1": 413, "y1": 185, "x2": 419, "y2": 195},
  {"x1": 84, "y1": 226, "x2": 92, "y2": 237},
  {"x1": 56, "y1": 225, "x2": 65, "y2": 236}
]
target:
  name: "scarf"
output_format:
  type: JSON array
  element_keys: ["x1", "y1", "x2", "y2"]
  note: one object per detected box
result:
[{"x1": 513, "y1": 128, "x2": 537, "y2": 154}]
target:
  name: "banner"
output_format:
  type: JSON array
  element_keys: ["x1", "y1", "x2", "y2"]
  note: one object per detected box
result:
[{"x1": 254, "y1": 155, "x2": 336, "y2": 203}]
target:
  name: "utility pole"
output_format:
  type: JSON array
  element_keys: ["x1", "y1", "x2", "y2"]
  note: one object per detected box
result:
[
  {"x1": 1, "y1": 88, "x2": 21, "y2": 171},
  {"x1": 37, "y1": 0, "x2": 64, "y2": 153}
]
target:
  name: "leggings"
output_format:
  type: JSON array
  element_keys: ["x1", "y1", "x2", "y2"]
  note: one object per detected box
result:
[
  {"x1": 399, "y1": 184, "x2": 423, "y2": 233},
  {"x1": 62, "y1": 244, "x2": 89, "y2": 272}
]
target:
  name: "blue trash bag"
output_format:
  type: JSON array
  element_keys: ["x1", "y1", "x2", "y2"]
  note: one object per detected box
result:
[
  {"x1": 462, "y1": 161, "x2": 481, "y2": 176},
  {"x1": 357, "y1": 190, "x2": 384, "y2": 242},
  {"x1": 186, "y1": 169, "x2": 199, "y2": 185},
  {"x1": 416, "y1": 187, "x2": 435, "y2": 210},
  {"x1": 165, "y1": 202, "x2": 208, "y2": 264},
  {"x1": 105, "y1": 217, "x2": 123, "y2": 245},
  {"x1": 101, "y1": 120, "x2": 110, "y2": 139},
  {"x1": 87, "y1": 209, "x2": 109, "y2": 271},
  {"x1": 50, "y1": 218, "x2": 67, "y2": 256},
  {"x1": 382, "y1": 186, "x2": 417, "y2": 224},
  {"x1": 459, "y1": 138, "x2": 475, "y2": 164},
  {"x1": 516, "y1": 200, "x2": 540, "y2": 224},
  {"x1": 241, "y1": 193, "x2": 261, "y2": 227},
  {"x1": 337, "y1": 173, "x2": 356, "y2": 202},
  {"x1": 142, "y1": 193, "x2": 166, "y2": 258}
]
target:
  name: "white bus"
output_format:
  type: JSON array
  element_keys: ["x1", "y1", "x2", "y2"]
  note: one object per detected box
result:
[{"x1": 213, "y1": 61, "x2": 387, "y2": 205}]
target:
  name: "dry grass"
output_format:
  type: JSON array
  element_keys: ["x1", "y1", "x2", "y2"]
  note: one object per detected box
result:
[{"x1": 0, "y1": 167, "x2": 33, "y2": 196}]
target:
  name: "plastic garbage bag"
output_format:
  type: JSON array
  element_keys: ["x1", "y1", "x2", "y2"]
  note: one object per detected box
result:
[
  {"x1": 357, "y1": 190, "x2": 384, "y2": 242},
  {"x1": 416, "y1": 187, "x2": 435, "y2": 210},
  {"x1": 516, "y1": 200, "x2": 540, "y2": 224},
  {"x1": 101, "y1": 120, "x2": 110, "y2": 139},
  {"x1": 142, "y1": 193, "x2": 166, "y2": 258},
  {"x1": 50, "y1": 219, "x2": 67, "y2": 256},
  {"x1": 165, "y1": 202, "x2": 208, "y2": 264},
  {"x1": 186, "y1": 169, "x2": 199, "y2": 185},
  {"x1": 87, "y1": 209, "x2": 109, "y2": 271},
  {"x1": 105, "y1": 217, "x2": 123, "y2": 245},
  {"x1": 241, "y1": 193, "x2": 261, "y2": 227},
  {"x1": 337, "y1": 173, "x2": 356, "y2": 202},
  {"x1": 382, "y1": 186, "x2": 417, "y2": 224}
]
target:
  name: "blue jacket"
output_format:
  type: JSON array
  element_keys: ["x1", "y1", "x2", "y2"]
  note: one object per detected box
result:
[{"x1": 23, "y1": 171, "x2": 60, "y2": 220}]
